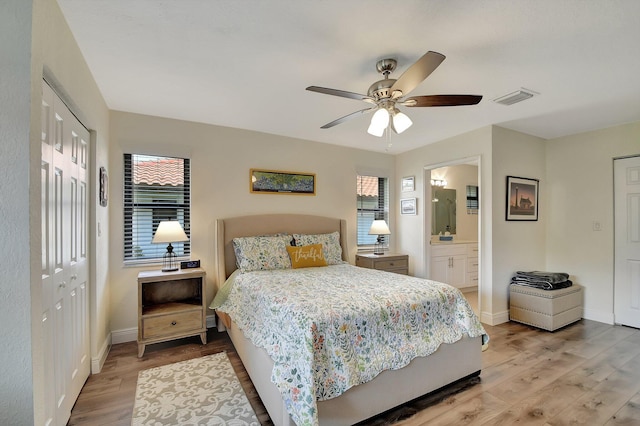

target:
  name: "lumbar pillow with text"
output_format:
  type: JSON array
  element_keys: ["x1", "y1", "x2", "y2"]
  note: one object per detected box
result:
[{"x1": 286, "y1": 244, "x2": 328, "y2": 269}]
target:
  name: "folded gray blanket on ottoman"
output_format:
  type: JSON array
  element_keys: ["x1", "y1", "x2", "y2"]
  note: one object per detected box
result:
[{"x1": 511, "y1": 271, "x2": 572, "y2": 290}]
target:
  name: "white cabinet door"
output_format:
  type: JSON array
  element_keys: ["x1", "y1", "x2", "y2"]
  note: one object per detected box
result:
[
  {"x1": 449, "y1": 254, "x2": 468, "y2": 288},
  {"x1": 430, "y1": 244, "x2": 468, "y2": 288},
  {"x1": 430, "y1": 255, "x2": 450, "y2": 283}
]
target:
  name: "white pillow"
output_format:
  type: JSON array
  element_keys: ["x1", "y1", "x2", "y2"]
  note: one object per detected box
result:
[
  {"x1": 293, "y1": 231, "x2": 343, "y2": 265},
  {"x1": 233, "y1": 234, "x2": 292, "y2": 272}
]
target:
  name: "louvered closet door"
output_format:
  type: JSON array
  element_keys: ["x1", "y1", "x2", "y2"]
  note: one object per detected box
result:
[{"x1": 41, "y1": 80, "x2": 90, "y2": 426}]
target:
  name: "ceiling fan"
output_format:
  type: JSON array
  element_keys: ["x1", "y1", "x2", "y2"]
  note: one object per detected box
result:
[{"x1": 306, "y1": 51, "x2": 482, "y2": 137}]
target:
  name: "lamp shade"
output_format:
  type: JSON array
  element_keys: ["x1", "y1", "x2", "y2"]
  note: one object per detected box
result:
[
  {"x1": 392, "y1": 110, "x2": 412, "y2": 134},
  {"x1": 152, "y1": 220, "x2": 188, "y2": 243},
  {"x1": 368, "y1": 220, "x2": 391, "y2": 236},
  {"x1": 367, "y1": 108, "x2": 390, "y2": 137}
]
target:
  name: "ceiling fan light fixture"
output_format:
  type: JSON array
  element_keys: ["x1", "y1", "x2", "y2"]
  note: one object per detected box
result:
[
  {"x1": 391, "y1": 109, "x2": 412, "y2": 134},
  {"x1": 367, "y1": 108, "x2": 389, "y2": 137}
]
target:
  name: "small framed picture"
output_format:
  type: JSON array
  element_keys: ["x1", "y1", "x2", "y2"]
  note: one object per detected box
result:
[
  {"x1": 506, "y1": 176, "x2": 538, "y2": 221},
  {"x1": 401, "y1": 198, "x2": 417, "y2": 215},
  {"x1": 401, "y1": 176, "x2": 415, "y2": 192},
  {"x1": 99, "y1": 166, "x2": 108, "y2": 207}
]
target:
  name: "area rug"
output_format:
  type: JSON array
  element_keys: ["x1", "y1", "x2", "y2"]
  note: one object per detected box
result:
[{"x1": 132, "y1": 352, "x2": 259, "y2": 425}]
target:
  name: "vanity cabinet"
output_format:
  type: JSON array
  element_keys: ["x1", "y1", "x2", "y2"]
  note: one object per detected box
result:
[
  {"x1": 466, "y1": 243, "x2": 479, "y2": 288},
  {"x1": 430, "y1": 243, "x2": 477, "y2": 289}
]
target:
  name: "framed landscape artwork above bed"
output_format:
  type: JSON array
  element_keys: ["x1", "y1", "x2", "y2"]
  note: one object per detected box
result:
[{"x1": 250, "y1": 169, "x2": 316, "y2": 195}]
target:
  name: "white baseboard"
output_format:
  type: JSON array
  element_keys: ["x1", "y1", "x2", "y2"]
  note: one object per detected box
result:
[
  {"x1": 206, "y1": 314, "x2": 217, "y2": 329},
  {"x1": 481, "y1": 310, "x2": 510, "y2": 326},
  {"x1": 111, "y1": 327, "x2": 137, "y2": 344},
  {"x1": 583, "y1": 308, "x2": 614, "y2": 325},
  {"x1": 91, "y1": 333, "x2": 111, "y2": 374}
]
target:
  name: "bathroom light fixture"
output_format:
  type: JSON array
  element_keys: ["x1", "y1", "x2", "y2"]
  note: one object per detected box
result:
[
  {"x1": 368, "y1": 220, "x2": 391, "y2": 255},
  {"x1": 431, "y1": 179, "x2": 447, "y2": 187}
]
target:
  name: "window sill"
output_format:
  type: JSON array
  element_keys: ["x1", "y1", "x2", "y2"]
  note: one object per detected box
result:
[{"x1": 123, "y1": 256, "x2": 189, "y2": 269}]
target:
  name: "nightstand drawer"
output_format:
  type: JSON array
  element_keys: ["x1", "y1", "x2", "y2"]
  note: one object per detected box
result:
[
  {"x1": 374, "y1": 258, "x2": 408, "y2": 270},
  {"x1": 142, "y1": 310, "x2": 203, "y2": 339}
]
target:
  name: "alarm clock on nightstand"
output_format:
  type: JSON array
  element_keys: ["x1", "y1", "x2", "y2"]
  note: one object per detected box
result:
[{"x1": 180, "y1": 259, "x2": 201, "y2": 269}]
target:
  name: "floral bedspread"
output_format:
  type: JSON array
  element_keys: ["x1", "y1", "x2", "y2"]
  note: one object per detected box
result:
[{"x1": 213, "y1": 264, "x2": 487, "y2": 426}]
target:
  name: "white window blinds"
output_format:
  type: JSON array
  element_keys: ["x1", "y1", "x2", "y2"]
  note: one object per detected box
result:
[
  {"x1": 356, "y1": 175, "x2": 389, "y2": 246},
  {"x1": 123, "y1": 154, "x2": 191, "y2": 262}
]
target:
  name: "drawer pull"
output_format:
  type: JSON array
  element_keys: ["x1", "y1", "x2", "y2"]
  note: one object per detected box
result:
[
  {"x1": 389, "y1": 262, "x2": 394, "y2": 266},
  {"x1": 171, "y1": 321, "x2": 177, "y2": 326}
]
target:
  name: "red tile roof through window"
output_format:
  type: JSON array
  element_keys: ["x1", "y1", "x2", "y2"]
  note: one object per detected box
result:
[
  {"x1": 134, "y1": 158, "x2": 184, "y2": 186},
  {"x1": 357, "y1": 175, "x2": 379, "y2": 197}
]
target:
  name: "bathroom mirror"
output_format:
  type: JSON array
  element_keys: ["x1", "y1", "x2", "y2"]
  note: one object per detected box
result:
[{"x1": 431, "y1": 188, "x2": 457, "y2": 235}]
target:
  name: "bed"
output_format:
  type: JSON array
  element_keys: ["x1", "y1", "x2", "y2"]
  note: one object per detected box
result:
[{"x1": 212, "y1": 214, "x2": 486, "y2": 426}]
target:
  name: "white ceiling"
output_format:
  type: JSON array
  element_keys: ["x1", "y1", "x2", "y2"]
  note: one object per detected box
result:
[{"x1": 56, "y1": 0, "x2": 640, "y2": 154}]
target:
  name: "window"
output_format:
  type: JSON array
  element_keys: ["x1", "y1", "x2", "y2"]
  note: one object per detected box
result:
[
  {"x1": 124, "y1": 154, "x2": 190, "y2": 263},
  {"x1": 356, "y1": 175, "x2": 389, "y2": 247},
  {"x1": 466, "y1": 185, "x2": 479, "y2": 214}
]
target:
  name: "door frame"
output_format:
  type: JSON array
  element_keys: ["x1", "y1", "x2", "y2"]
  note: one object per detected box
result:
[
  {"x1": 424, "y1": 155, "x2": 482, "y2": 314},
  {"x1": 613, "y1": 154, "x2": 640, "y2": 327}
]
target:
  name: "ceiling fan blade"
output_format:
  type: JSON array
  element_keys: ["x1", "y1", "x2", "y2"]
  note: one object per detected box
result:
[
  {"x1": 403, "y1": 94, "x2": 483, "y2": 107},
  {"x1": 306, "y1": 86, "x2": 375, "y2": 103},
  {"x1": 320, "y1": 107, "x2": 375, "y2": 129},
  {"x1": 390, "y1": 51, "x2": 445, "y2": 97}
]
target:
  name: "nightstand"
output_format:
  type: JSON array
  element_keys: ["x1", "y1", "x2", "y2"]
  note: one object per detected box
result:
[
  {"x1": 137, "y1": 268, "x2": 207, "y2": 357},
  {"x1": 356, "y1": 253, "x2": 409, "y2": 275}
]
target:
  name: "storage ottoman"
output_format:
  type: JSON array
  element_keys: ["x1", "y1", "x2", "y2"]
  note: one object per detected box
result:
[{"x1": 509, "y1": 283, "x2": 583, "y2": 331}]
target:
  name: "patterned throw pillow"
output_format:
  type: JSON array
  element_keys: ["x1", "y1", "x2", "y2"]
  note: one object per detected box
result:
[
  {"x1": 292, "y1": 231, "x2": 343, "y2": 265},
  {"x1": 233, "y1": 234, "x2": 292, "y2": 272},
  {"x1": 286, "y1": 244, "x2": 328, "y2": 269}
]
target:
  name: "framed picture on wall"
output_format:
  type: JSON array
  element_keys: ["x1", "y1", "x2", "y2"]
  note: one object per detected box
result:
[
  {"x1": 250, "y1": 169, "x2": 316, "y2": 195},
  {"x1": 506, "y1": 175, "x2": 538, "y2": 221},
  {"x1": 99, "y1": 166, "x2": 108, "y2": 207},
  {"x1": 401, "y1": 176, "x2": 415, "y2": 192},
  {"x1": 400, "y1": 198, "x2": 417, "y2": 215}
]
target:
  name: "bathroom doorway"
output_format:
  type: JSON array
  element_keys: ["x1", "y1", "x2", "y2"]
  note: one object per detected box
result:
[{"x1": 425, "y1": 158, "x2": 481, "y2": 316}]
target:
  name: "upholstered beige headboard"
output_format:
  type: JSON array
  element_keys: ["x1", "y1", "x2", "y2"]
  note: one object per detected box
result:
[{"x1": 214, "y1": 214, "x2": 348, "y2": 292}]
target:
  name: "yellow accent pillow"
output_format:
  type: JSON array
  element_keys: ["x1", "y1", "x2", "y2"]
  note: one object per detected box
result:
[{"x1": 286, "y1": 244, "x2": 328, "y2": 269}]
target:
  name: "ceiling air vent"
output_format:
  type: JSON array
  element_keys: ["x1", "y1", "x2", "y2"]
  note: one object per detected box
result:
[{"x1": 493, "y1": 88, "x2": 538, "y2": 106}]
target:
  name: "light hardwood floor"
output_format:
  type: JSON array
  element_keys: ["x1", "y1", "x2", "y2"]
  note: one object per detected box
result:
[{"x1": 68, "y1": 319, "x2": 640, "y2": 425}]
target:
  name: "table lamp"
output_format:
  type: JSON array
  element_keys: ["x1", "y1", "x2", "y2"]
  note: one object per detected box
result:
[
  {"x1": 152, "y1": 220, "x2": 189, "y2": 272},
  {"x1": 368, "y1": 220, "x2": 390, "y2": 255}
]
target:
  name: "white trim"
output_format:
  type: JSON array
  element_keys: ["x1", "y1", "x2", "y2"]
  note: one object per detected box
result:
[
  {"x1": 583, "y1": 308, "x2": 614, "y2": 325},
  {"x1": 206, "y1": 314, "x2": 217, "y2": 329},
  {"x1": 111, "y1": 327, "x2": 137, "y2": 344},
  {"x1": 91, "y1": 333, "x2": 112, "y2": 374},
  {"x1": 482, "y1": 310, "x2": 509, "y2": 326}
]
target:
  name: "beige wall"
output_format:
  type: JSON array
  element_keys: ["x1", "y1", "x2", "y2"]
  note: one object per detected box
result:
[
  {"x1": 396, "y1": 125, "x2": 547, "y2": 325},
  {"x1": 108, "y1": 111, "x2": 394, "y2": 337},
  {"x1": 545, "y1": 121, "x2": 640, "y2": 323},
  {"x1": 395, "y1": 126, "x2": 496, "y2": 322},
  {"x1": 15, "y1": 0, "x2": 111, "y2": 424},
  {"x1": 490, "y1": 126, "x2": 547, "y2": 320},
  {"x1": 35, "y1": 0, "x2": 112, "y2": 374},
  {"x1": 1, "y1": 1, "x2": 34, "y2": 424}
]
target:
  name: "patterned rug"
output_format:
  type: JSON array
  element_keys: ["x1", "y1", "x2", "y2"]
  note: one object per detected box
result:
[{"x1": 132, "y1": 352, "x2": 259, "y2": 425}]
